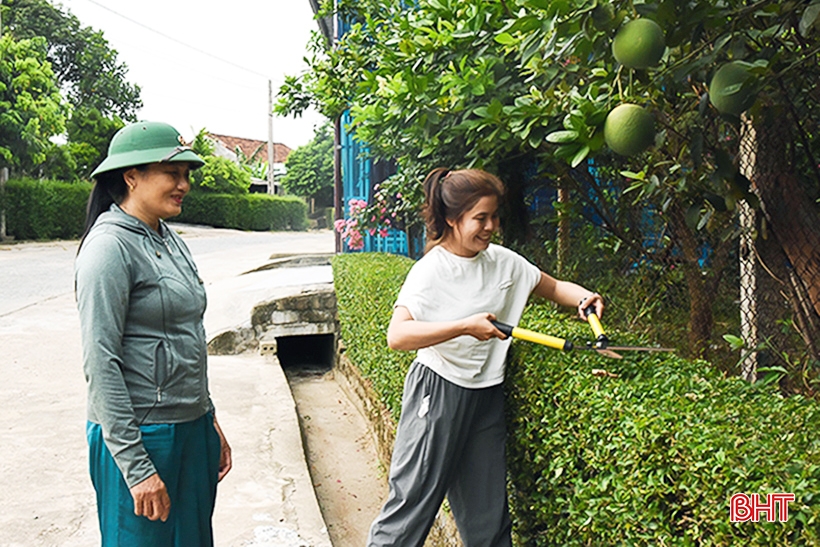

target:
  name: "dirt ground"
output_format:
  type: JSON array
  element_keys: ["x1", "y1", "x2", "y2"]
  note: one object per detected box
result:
[{"x1": 286, "y1": 369, "x2": 389, "y2": 547}]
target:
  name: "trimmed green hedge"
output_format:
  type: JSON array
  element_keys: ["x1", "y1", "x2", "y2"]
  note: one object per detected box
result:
[
  {"x1": 175, "y1": 192, "x2": 308, "y2": 231},
  {"x1": 3, "y1": 178, "x2": 91, "y2": 240},
  {"x1": 333, "y1": 252, "x2": 416, "y2": 418},
  {"x1": 332, "y1": 252, "x2": 820, "y2": 546},
  {"x1": 0, "y1": 180, "x2": 309, "y2": 241}
]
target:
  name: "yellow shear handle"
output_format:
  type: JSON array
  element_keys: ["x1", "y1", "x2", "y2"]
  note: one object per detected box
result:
[
  {"x1": 491, "y1": 320, "x2": 572, "y2": 351},
  {"x1": 513, "y1": 326, "x2": 572, "y2": 351},
  {"x1": 583, "y1": 306, "x2": 607, "y2": 343}
]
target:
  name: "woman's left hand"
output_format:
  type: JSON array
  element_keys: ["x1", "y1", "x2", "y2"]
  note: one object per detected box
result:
[
  {"x1": 577, "y1": 293, "x2": 604, "y2": 320},
  {"x1": 213, "y1": 416, "x2": 233, "y2": 482}
]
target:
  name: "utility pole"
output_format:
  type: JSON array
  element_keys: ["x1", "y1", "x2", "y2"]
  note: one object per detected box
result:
[
  {"x1": 267, "y1": 80, "x2": 276, "y2": 195},
  {"x1": 334, "y1": 117, "x2": 342, "y2": 253},
  {"x1": 1, "y1": 0, "x2": 7, "y2": 241}
]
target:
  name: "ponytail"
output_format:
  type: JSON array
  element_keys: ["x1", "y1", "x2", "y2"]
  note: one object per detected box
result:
[
  {"x1": 422, "y1": 167, "x2": 451, "y2": 246},
  {"x1": 421, "y1": 167, "x2": 505, "y2": 253},
  {"x1": 77, "y1": 167, "x2": 133, "y2": 253}
]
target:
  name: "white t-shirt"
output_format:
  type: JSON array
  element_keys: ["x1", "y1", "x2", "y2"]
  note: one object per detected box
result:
[{"x1": 394, "y1": 243, "x2": 542, "y2": 388}]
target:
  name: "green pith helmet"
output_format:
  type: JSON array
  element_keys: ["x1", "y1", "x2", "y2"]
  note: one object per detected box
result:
[{"x1": 91, "y1": 121, "x2": 205, "y2": 178}]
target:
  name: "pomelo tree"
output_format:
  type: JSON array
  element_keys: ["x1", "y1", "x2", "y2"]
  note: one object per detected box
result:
[{"x1": 280, "y1": 0, "x2": 820, "y2": 363}]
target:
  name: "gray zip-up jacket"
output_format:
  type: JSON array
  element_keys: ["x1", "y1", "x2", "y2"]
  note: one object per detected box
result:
[{"x1": 75, "y1": 204, "x2": 213, "y2": 488}]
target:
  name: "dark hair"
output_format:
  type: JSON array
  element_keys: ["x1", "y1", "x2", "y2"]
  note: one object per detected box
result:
[
  {"x1": 421, "y1": 168, "x2": 505, "y2": 252},
  {"x1": 78, "y1": 165, "x2": 147, "y2": 252}
]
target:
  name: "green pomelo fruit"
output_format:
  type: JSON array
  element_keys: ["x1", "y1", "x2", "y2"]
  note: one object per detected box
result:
[
  {"x1": 709, "y1": 61, "x2": 757, "y2": 116},
  {"x1": 612, "y1": 19, "x2": 666, "y2": 69},
  {"x1": 604, "y1": 104, "x2": 656, "y2": 156}
]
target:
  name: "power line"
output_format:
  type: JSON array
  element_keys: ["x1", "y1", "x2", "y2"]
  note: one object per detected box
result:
[{"x1": 82, "y1": 0, "x2": 271, "y2": 80}]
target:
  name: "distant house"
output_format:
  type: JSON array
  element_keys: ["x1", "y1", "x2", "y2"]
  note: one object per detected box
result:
[{"x1": 206, "y1": 133, "x2": 292, "y2": 195}]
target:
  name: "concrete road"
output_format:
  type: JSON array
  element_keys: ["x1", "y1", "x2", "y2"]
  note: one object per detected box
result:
[{"x1": 0, "y1": 226, "x2": 334, "y2": 547}]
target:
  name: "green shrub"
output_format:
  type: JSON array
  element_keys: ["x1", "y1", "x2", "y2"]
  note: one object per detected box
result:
[
  {"x1": 3, "y1": 178, "x2": 91, "y2": 240},
  {"x1": 333, "y1": 252, "x2": 820, "y2": 546},
  {"x1": 176, "y1": 192, "x2": 308, "y2": 231},
  {"x1": 190, "y1": 156, "x2": 251, "y2": 194}
]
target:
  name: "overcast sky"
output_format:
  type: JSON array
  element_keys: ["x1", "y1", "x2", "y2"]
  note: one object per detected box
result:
[{"x1": 58, "y1": 0, "x2": 327, "y2": 149}]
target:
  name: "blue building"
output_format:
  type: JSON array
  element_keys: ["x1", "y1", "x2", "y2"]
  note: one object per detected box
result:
[{"x1": 308, "y1": 1, "x2": 412, "y2": 256}]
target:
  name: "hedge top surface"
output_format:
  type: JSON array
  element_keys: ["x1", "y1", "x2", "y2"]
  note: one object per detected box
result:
[
  {"x1": 612, "y1": 18, "x2": 666, "y2": 69},
  {"x1": 92, "y1": 121, "x2": 205, "y2": 178}
]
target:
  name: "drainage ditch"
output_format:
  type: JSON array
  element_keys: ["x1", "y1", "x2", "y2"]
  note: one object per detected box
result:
[{"x1": 276, "y1": 333, "x2": 335, "y2": 374}]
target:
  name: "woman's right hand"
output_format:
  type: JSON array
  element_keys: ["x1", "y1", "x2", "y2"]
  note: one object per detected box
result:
[
  {"x1": 463, "y1": 312, "x2": 505, "y2": 341},
  {"x1": 130, "y1": 472, "x2": 171, "y2": 522},
  {"x1": 388, "y1": 307, "x2": 506, "y2": 351}
]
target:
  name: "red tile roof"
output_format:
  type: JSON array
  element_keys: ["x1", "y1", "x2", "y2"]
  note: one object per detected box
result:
[{"x1": 207, "y1": 133, "x2": 292, "y2": 164}]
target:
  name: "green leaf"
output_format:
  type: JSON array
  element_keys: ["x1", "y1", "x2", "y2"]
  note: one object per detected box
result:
[
  {"x1": 685, "y1": 204, "x2": 701, "y2": 230},
  {"x1": 696, "y1": 208, "x2": 713, "y2": 230},
  {"x1": 495, "y1": 32, "x2": 517, "y2": 45},
  {"x1": 712, "y1": 34, "x2": 733, "y2": 54},
  {"x1": 757, "y1": 366, "x2": 788, "y2": 375},
  {"x1": 570, "y1": 145, "x2": 590, "y2": 168},
  {"x1": 722, "y1": 334, "x2": 745, "y2": 351},
  {"x1": 620, "y1": 171, "x2": 646, "y2": 181},
  {"x1": 473, "y1": 106, "x2": 489, "y2": 118},
  {"x1": 546, "y1": 130, "x2": 579, "y2": 143},
  {"x1": 800, "y1": 3, "x2": 820, "y2": 37},
  {"x1": 715, "y1": 149, "x2": 735, "y2": 180},
  {"x1": 554, "y1": 143, "x2": 580, "y2": 160}
]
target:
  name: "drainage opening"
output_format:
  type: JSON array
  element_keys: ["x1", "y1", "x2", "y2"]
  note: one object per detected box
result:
[{"x1": 276, "y1": 334, "x2": 335, "y2": 373}]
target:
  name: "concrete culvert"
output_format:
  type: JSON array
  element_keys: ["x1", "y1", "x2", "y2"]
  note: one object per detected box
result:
[{"x1": 276, "y1": 334, "x2": 335, "y2": 373}]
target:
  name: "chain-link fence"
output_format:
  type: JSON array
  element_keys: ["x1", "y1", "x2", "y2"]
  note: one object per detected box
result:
[
  {"x1": 737, "y1": 118, "x2": 820, "y2": 395},
  {"x1": 512, "y1": 114, "x2": 819, "y2": 397}
]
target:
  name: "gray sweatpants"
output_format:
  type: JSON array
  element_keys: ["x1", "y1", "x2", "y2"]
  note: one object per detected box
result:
[{"x1": 367, "y1": 361, "x2": 512, "y2": 547}]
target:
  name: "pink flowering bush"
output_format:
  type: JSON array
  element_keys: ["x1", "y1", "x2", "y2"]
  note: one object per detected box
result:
[
  {"x1": 334, "y1": 199, "x2": 367, "y2": 250},
  {"x1": 333, "y1": 172, "x2": 424, "y2": 252}
]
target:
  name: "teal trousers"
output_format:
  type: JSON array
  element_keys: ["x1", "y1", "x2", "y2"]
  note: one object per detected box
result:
[{"x1": 87, "y1": 412, "x2": 221, "y2": 547}]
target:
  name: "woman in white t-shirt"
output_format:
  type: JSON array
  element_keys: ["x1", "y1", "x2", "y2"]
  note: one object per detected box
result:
[{"x1": 367, "y1": 168, "x2": 604, "y2": 547}]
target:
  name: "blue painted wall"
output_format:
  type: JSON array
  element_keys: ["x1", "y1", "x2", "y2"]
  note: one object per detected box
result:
[{"x1": 338, "y1": 111, "x2": 410, "y2": 255}]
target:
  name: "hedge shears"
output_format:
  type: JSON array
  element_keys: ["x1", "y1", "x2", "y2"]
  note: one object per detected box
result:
[{"x1": 491, "y1": 307, "x2": 674, "y2": 360}]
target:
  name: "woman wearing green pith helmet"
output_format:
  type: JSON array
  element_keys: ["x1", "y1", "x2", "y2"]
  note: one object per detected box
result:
[{"x1": 75, "y1": 121, "x2": 231, "y2": 546}]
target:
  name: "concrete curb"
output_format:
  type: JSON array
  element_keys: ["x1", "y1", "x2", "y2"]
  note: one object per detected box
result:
[
  {"x1": 333, "y1": 352, "x2": 463, "y2": 547},
  {"x1": 210, "y1": 353, "x2": 332, "y2": 547}
]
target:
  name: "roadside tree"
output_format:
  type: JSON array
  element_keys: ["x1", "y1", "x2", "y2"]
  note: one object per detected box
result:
[
  {"x1": 0, "y1": 35, "x2": 66, "y2": 175},
  {"x1": 281, "y1": 121, "x2": 334, "y2": 209},
  {"x1": 2, "y1": 0, "x2": 141, "y2": 178},
  {"x1": 3, "y1": 0, "x2": 141, "y2": 119}
]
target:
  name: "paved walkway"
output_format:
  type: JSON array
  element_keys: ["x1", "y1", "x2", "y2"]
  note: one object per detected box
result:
[{"x1": 0, "y1": 226, "x2": 336, "y2": 546}]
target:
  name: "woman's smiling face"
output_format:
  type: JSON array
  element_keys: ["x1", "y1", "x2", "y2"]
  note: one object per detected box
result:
[
  {"x1": 444, "y1": 195, "x2": 500, "y2": 257},
  {"x1": 122, "y1": 162, "x2": 191, "y2": 230}
]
